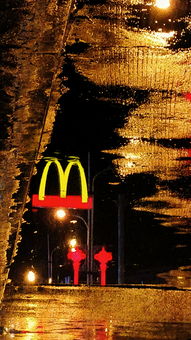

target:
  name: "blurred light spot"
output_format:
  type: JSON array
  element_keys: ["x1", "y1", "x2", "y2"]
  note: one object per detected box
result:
[
  {"x1": 55, "y1": 208, "x2": 66, "y2": 219},
  {"x1": 26, "y1": 270, "x2": 36, "y2": 283},
  {"x1": 124, "y1": 153, "x2": 140, "y2": 160},
  {"x1": 69, "y1": 238, "x2": 77, "y2": 248},
  {"x1": 155, "y1": 0, "x2": 170, "y2": 9},
  {"x1": 126, "y1": 161, "x2": 135, "y2": 168},
  {"x1": 154, "y1": 31, "x2": 175, "y2": 40}
]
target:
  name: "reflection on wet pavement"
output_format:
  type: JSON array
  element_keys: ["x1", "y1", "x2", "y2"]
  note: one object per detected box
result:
[
  {"x1": 60, "y1": 0, "x2": 191, "y2": 285},
  {"x1": 1, "y1": 0, "x2": 191, "y2": 335},
  {"x1": 65, "y1": 0, "x2": 191, "y2": 224},
  {"x1": 1, "y1": 287, "x2": 191, "y2": 339}
]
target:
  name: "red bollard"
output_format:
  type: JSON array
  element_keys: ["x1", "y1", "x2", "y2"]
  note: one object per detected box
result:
[
  {"x1": 67, "y1": 248, "x2": 86, "y2": 285},
  {"x1": 94, "y1": 247, "x2": 112, "y2": 286}
]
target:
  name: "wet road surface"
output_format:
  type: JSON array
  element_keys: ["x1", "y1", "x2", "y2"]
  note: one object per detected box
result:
[{"x1": 1, "y1": 286, "x2": 191, "y2": 339}]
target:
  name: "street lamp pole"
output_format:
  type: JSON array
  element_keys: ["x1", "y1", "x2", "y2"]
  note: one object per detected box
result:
[
  {"x1": 72, "y1": 214, "x2": 90, "y2": 285},
  {"x1": 50, "y1": 246, "x2": 60, "y2": 284},
  {"x1": 91, "y1": 167, "x2": 126, "y2": 285},
  {"x1": 54, "y1": 209, "x2": 90, "y2": 285},
  {"x1": 47, "y1": 233, "x2": 51, "y2": 284},
  {"x1": 117, "y1": 193, "x2": 125, "y2": 285},
  {"x1": 90, "y1": 167, "x2": 111, "y2": 285}
]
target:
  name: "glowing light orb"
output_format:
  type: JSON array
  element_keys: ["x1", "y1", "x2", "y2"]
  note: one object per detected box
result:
[
  {"x1": 27, "y1": 270, "x2": 36, "y2": 283},
  {"x1": 155, "y1": 0, "x2": 170, "y2": 9},
  {"x1": 69, "y1": 238, "x2": 77, "y2": 248},
  {"x1": 55, "y1": 208, "x2": 66, "y2": 219}
]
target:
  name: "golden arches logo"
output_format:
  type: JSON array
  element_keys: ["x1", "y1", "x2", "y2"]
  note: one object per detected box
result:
[
  {"x1": 39, "y1": 157, "x2": 88, "y2": 202},
  {"x1": 32, "y1": 157, "x2": 92, "y2": 209}
]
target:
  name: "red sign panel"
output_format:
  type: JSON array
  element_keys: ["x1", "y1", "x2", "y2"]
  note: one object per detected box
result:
[{"x1": 32, "y1": 194, "x2": 93, "y2": 209}]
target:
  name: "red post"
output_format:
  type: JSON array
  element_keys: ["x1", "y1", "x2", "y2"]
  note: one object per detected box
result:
[
  {"x1": 67, "y1": 248, "x2": 86, "y2": 285},
  {"x1": 73, "y1": 262, "x2": 80, "y2": 285},
  {"x1": 100, "y1": 263, "x2": 107, "y2": 286},
  {"x1": 94, "y1": 247, "x2": 112, "y2": 286}
]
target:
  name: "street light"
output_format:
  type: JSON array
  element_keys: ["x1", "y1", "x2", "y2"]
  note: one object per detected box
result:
[
  {"x1": 69, "y1": 238, "x2": 77, "y2": 248},
  {"x1": 55, "y1": 209, "x2": 66, "y2": 219},
  {"x1": 90, "y1": 167, "x2": 112, "y2": 284},
  {"x1": 49, "y1": 246, "x2": 60, "y2": 284},
  {"x1": 91, "y1": 168, "x2": 125, "y2": 285},
  {"x1": 55, "y1": 208, "x2": 90, "y2": 285},
  {"x1": 69, "y1": 214, "x2": 90, "y2": 285},
  {"x1": 26, "y1": 270, "x2": 36, "y2": 284},
  {"x1": 47, "y1": 209, "x2": 66, "y2": 284}
]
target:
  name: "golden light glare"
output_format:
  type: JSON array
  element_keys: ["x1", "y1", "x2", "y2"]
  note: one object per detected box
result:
[
  {"x1": 155, "y1": 0, "x2": 170, "y2": 9},
  {"x1": 26, "y1": 270, "x2": 36, "y2": 283},
  {"x1": 69, "y1": 238, "x2": 77, "y2": 248},
  {"x1": 70, "y1": 219, "x2": 77, "y2": 224},
  {"x1": 26, "y1": 317, "x2": 38, "y2": 332},
  {"x1": 55, "y1": 208, "x2": 66, "y2": 219}
]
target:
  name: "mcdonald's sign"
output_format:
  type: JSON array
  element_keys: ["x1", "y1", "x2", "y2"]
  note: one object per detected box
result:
[{"x1": 32, "y1": 157, "x2": 93, "y2": 209}]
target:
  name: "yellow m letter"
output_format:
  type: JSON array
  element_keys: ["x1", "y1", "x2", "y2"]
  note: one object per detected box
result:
[{"x1": 38, "y1": 157, "x2": 88, "y2": 203}]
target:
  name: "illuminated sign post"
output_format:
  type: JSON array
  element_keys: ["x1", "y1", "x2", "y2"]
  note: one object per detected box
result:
[
  {"x1": 94, "y1": 247, "x2": 112, "y2": 286},
  {"x1": 67, "y1": 248, "x2": 86, "y2": 285},
  {"x1": 32, "y1": 157, "x2": 93, "y2": 209}
]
